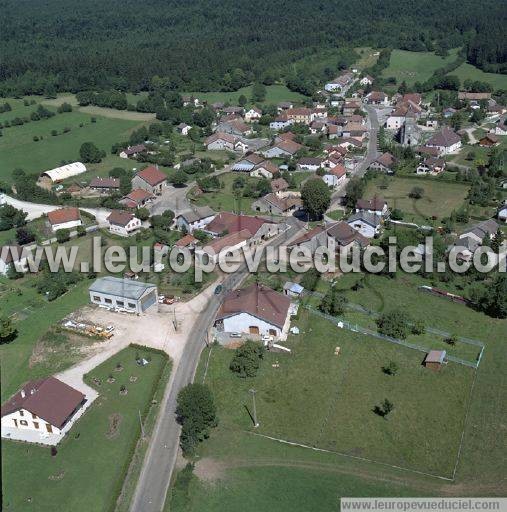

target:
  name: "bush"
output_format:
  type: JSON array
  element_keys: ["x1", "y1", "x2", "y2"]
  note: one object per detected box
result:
[
  {"x1": 409, "y1": 186, "x2": 424, "y2": 199},
  {"x1": 376, "y1": 310, "x2": 411, "y2": 339},
  {"x1": 55, "y1": 228, "x2": 71, "y2": 243},
  {"x1": 230, "y1": 340, "x2": 265, "y2": 378}
]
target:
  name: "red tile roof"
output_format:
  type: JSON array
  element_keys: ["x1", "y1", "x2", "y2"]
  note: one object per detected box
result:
[
  {"x1": 216, "y1": 283, "x2": 291, "y2": 329},
  {"x1": 47, "y1": 207, "x2": 81, "y2": 226},
  {"x1": 124, "y1": 188, "x2": 154, "y2": 204},
  {"x1": 89, "y1": 177, "x2": 120, "y2": 189},
  {"x1": 203, "y1": 229, "x2": 252, "y2": 253},
  {"x1": 175, "y1": 234, "x2": 198, "y2": 247},
  {"x1": 271, "y1": 177, "x2": 289, "y2": 193},
  {"x1": 136, "y1": 166, "x2": 167, "y2": 186},
  {"x1": 1, "y1": 377, "x2": 85, "y2": 428}
]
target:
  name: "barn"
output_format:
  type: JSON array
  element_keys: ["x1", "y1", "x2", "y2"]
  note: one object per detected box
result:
[
  {"x1": 424, "y1": 350, "x2": 447, "y2": 371},
  {"x1": 89, "y1": 277, "x2": 158, "y2": 313}
]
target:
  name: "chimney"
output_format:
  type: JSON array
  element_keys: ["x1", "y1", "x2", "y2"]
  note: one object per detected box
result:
[{"x1": 20, "y1": 389, "x2": 26, "y2": 399}]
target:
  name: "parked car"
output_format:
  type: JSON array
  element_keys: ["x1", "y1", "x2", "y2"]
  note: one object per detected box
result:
[{"x1": 230, "y1": 332, "x2": 242, "y2": 338}]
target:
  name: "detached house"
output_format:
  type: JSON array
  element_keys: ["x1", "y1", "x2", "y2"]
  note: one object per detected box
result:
[
  {"x1": 1, "y1": 377, "x2": 86, "y2": 444},
  {"x1": 120, "y1": 188, "x2": 154, "y2": 209},
  {"x1": 322, "y1": 165, "x2": 346, "y2": 189},
  {"x1": 297, "y1": 157, "x2": 323, "y2": 172},
  {"x1": 416, "y1": 157, "x2": 445, "y2": 176},
  {"x1": 355, "y1": 196, "x2": 388, "y2": 216},
  {"x1": 244, "y1": 107, "x2": 262, "y2": 123},
  {"x1": 205, "y1": 132, "x2": 237, "y2": 151},
  {"x1": 132, "y1": 166, "x2": 168, "y2": 195},
  {"x1": 47, "y1": 207, "x2": 82, "y2": 232},
  {"x1": 346, "y1": 211, "x2": 382, "y2": 238},
  {"x1": 176, "y1": 123, "x2": 192, "y2": 136},
  {"x1": 250, "y1": 160, "x2": 279, "y2": 179},
  {"x1": 263, "y1": 139, "x2": 303, "y2": 158},
  {"x1": 269, "y1": 114, "x2": 294, "y2": 131},
  {"x1": 107, "y1": 210, "x2": 141, "y2": 237},
  {"x1": 365, "y1": 91, "x2": 389, "y2": 106},
  {"x1": 214, "y1": 283, "x2": 293, "y2": 340},
  {"x1": 119, "y1": 144, "x2": 146, "y2": 159},
  {"x1": 369, "y1": 152, "x2": 396, "y2": 174},
  {"x1": 285, "y1": 107, "x2": 313, "y2": 125},
  {"x1": 204, "y1": 212, "x2": 278, "y2": 240},
  {"x1": 451, "y1": 219, "x2": 499, "y2": 261}
]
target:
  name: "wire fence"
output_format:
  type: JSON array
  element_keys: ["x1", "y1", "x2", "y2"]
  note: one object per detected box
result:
[{"x1": 304, "y1": 305, "x2": 480, "y2": 369}]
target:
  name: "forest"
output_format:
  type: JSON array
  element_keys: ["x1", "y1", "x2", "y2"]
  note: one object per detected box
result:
[{"x1": 0, "y1": 0, "x2": 505, "y2": 96}]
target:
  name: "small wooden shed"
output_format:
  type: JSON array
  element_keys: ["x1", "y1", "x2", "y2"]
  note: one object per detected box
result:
[{"x1": 424, "y1": 350, "x2": 447, "y2": 371}]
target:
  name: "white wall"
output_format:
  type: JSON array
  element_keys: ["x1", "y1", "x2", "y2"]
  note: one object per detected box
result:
[
  {"x1": 1, "y1": 409, "x2": 61, "y2": 435},
  {"x1": 109, "y1": 218, "x2": 141, "y2": 237},
  {"x1": 51, "y1": 219, "x2": 82, "y2": 232},
  {"x1": 221, "y1": 312, "x2": 287, "y2": 339}
]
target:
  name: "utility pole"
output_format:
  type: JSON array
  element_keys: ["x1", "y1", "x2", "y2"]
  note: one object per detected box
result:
[{"x1": 250, "y1": 388, "x2": 259, "y2": 427}]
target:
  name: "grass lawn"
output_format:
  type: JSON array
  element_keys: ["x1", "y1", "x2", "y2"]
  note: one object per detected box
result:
[
  {"x1": 189, "y1": 172, "x2": 262, "y2": 215},
  {"x1": 449, "y1": 63, "x2": 507, "y2": 91},
  {"x1": 2, "y1": 345, "x2": 171, "y2": 512},
  {"x1": 0, "y1": 278, "x2": 92, "y2": 401},
  {"x1": 354, "y1": 47, "x2": 379, "y2": 70},
  {"x1": 326, "y1": 209, "x2": 345, "y2": 221},
  {"x1": 382, "y1": 49, "x2": 460, "y2": 86},
  {"x1": 0, "y1": 100, "x2": 144, "y2": 183},
  {"x1": 166, "y1": 271, "x2": 506, "y2": 510},
  {"x1": 180, "y1": 85, "x2": 307, "y2": 107},
  {"x1": 364, "y1": 175, "x2": 470, "y2": 223}
]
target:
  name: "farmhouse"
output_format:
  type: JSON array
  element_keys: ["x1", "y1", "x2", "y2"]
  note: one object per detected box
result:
[
  {"x1": 271, "y1": 177, "x2": 289, "y2": 195},
  {"x1": 89, "y1": 276, "x2": 158, "y2": 313},
  {"x1": 39, "y1": 162, "x2": 87, "y2": 185},
  {"x1": 196, "y1": 229, "x2": 252, "y2": 264},
  {"x1": 369, "y1": 152, "x2": 396, "y2": 173},
  {"x1": 132, "y1": 166, "x2": 168, "y2": 195},
  {"x1": 285, "y1": 107, "x2": 313, "y2": 124},
  {"x1": 263, "y1": 139, "x2": 302, "y2": 158},
  {"x1": 424, "y1": 350, "x2": 447, "y2": 371},
  {"x1": 107, "y1": 210, "x2": 141, "y2": 237},
  {"x1": 425, "y1": 127, "x2": 461, "y2": 155},
  {"x1": 119, "y1": 144, "x2": 146, "y2": 159},
  {"x1": 120, "y1": 188, "x2": 154, "y2": 209},
  {"x1": 1, "y1": 377, "x2": 86, "y2": 444},
  {"x1": 0, "y1": 245, "x2": 29, "y2": 276},
  {"x1": 89, "y1": 177, "x2": 120, "y2": 194},
  {"x1": 175, "y1": 206, "x2": 216, "y2": 233},
  {"x1": 204, "y1": 212, "x2": 278, "y2": 240},
  {"x1": 47, "y1": 207, "x2": 82, "y2": 232},
  {"x1": 215, "y1": 283, "x2": 292, "y2": 340},
  {"x1": 365, "y1": 91, "x2": 389, "y2": 106}
]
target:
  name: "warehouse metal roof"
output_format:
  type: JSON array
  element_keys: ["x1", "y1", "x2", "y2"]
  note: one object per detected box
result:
[
  {"x1": 89, "y1": 277, "x2": 156, "y2": 300},
  {"x1": 41, "y1": 162, "x2": 87, "y2": 182}
]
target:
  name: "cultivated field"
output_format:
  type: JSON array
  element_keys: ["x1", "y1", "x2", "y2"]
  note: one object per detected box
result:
[
  {"x1": 364, "y1": 175, "x2": 470, "y2": 223},
  {"x1": 2, "y1": 345, "x2": 170, "y2": 512}
]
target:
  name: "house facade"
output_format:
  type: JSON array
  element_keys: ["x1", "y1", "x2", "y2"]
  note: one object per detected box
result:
[
  {"x1": 0, "y1": 245, "x2": 29, "y2": 276},
  {"x1": 132, "y1": 166, "x2": 168, "y2": 195},
  {"x1": 107, "y1": 210, "x2": 141, "y2": 237},
  {"x1": 176, "y1": 206, "x2": 216, "y2": 233},
  {"x1": 47, "y1": 207, "x2": 82, "y2": 232}
]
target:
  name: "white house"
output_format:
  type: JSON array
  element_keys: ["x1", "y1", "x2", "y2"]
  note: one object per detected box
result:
[
  {"x1": 497, "y1": 203, "x2": 507, "y2": 223},
  {"x1": 119, "y1": 144, "x2": 146, "y2": 159},
  {"x1": 269, "y1": 116, "x2": 294, "y2": 131},
  {"x1": 195, "y1": 229, "x2": 252, "y2": 264},
  {"x1": 250, "y1": 161, "x2": 279, "y2": 179},
  {"x1": 176, "y1": 123, "x2": 192, "y2": 136},
  {"x1": 89, "y1": 276, "x2": 158, "y2": 313},
  {"x1": 244, "y1": 107, "x2": 262, "y2": 123},
  {"x1": 346, "y1": 211, "x2": 382, "y2": 238},
  {"x1": 297, "y1": 157, "x2": 323, "y2": 172},
  {"x1": 176, "y1": 206, "x2": 216, "y2": 233},
  {"x1": 214, "y1": 283, "x2": 293, "y2": 341},
  {"x1": 107, "y1": 210, "x2": 141, "y2": 237},
  {"x1": 47, "y1": 207, "x2": 82, "y2": 232},
  {"x1": 0, "y1": 245, "x2": 29, "y2": 276},
  {"x1": 204, "y1": 132, "x2": 237, "y2": 151},
  {"x1": 355, "y1": 196, "x2": 388, "y2": 216},
  {"x1": 322, "y1": 165, "x2": 346, "y2": 189},
  {"x1": 359, "y1": 75, "x2": 373, "y2": 86},
  {"x1": 1, "y1": 377, "x2": 86, "y2": 444}
]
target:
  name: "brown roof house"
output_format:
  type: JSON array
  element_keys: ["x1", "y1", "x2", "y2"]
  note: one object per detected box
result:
[
  {"x1": 131, "y1": 166, "x2": 168, "y2": 195},
  {"x1": 368, "y1": 152, "x2": 396, "y2": 174},
  {"x1": 1, "y1": 377, "x2": 86, "y2": 444},
  {"x1": 214, "y1": 283, "x2": 293, "y2": 341},
  {"x1": 425, "y1": 127, "x2": 462, "y2": 155},
  {"x1": 47, "y1": 207, "x2": 82, "y2": 232},
  {"x1": 107, "y1": 210, "x2": 142, "y2": 237},
  {"x1": 89, "y1": 177, "x2": 120, "y2": 194},
  {"x1": 120, "y1": 188, "x2": 155, "y2": 209},
  {"x1": 355, "y1": 196, "x2": 388, "y2": 216},
  {"x1": 195, "y1": 228, "x2": 252, "y2": 264},
  {"x1": 252, "y1": 193, "x2": 302, "y2": 216},
  {"x1": 204, "y1": 212, "x2": 279, "y2": 241}
]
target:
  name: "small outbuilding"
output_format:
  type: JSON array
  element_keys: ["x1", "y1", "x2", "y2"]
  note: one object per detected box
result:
[
  {"x1": 424, "y1": 350, "x2": 447, "y2": 371},
  {"x1": 283, "y1": 282, "x2": 304, "y2": 298}
]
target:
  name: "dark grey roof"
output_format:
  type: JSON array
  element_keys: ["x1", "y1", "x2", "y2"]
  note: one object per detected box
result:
[
  {"x1": 178, "y1": 206, "x2": 215, "y2": 223},
  {"x1": 89, "y1": 277, "x2": 156, "y2": 300},
  {"x1": 346, "y1": 211, "x2": 381, "y2": 227}
]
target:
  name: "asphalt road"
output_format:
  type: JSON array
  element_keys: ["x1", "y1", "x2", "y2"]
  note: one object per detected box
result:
[{"x1": 130, "y1": 217, "x2": 304, "y2": 512}]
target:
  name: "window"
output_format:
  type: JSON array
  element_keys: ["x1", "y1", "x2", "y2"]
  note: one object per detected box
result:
[
  {"x1": 19, "y1": 410, "x2": 24, "y2": 416},
  {"x1": 19, "y1": 420, "x2": 28, "y2": 426},
  {"x1": 92, "y1": 295, "x2": 101, "y2": 302},
  {"x1": 128, "y1": 303, "x2": 136, "y2": 309},
  {"x1": 31, "y1": 413, "x2": 37, "y2": 419},
  {"x1": 116, "y1": 301, "x2": 124, "y2": 307},
  {"x1": 104, "y1": 298, "x2": 112, "y2": 304},
  {"x1": 33, "y1": 422, "x2": 39, "y2": 429}
]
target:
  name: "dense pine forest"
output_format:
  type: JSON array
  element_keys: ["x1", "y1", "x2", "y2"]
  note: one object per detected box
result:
[{"x1": 0, "y1": 0, "x2": 505, "y2": 96}]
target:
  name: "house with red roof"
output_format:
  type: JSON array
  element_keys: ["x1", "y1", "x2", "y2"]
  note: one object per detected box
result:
[
  {"x1": 47, "y1": 207, "x2": 82, "y2": 232},
  {"x1": 322, "y1": 164, "x2": 347, "y2": 189},
  {"x1": 203, "y1": 212, "x2": 279, "y2": 241},
  {"x1": 120, "y1": 188, "x2": 155, "y2": 209},
  {"x1": 131, "y1": 166, "x2": 168, "y2": 195},
  {"x1": 1, "y1": 376, "x2": 86, "y2": 444},
  {"x1": 214, "y1": 283, "x2": 293, "y2": 341}
]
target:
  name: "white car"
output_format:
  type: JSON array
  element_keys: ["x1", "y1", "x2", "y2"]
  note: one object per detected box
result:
[
  {"x1": 229, "y1": 332, "x2": 243, "y2": 338},
  {"x1": 261, "y1": 335, "x2": 274, "y2": 345}
]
